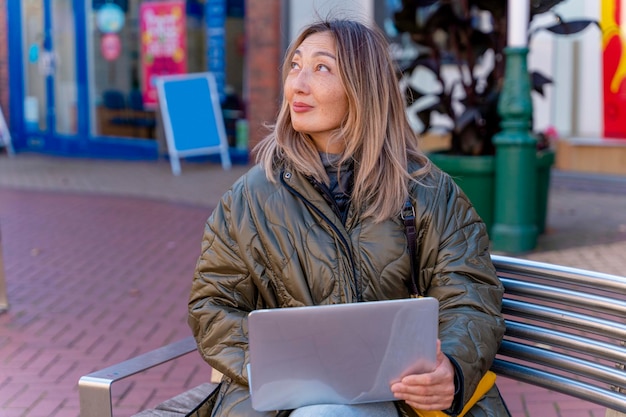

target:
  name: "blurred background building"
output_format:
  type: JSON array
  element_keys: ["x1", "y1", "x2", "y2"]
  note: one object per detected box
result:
[{"x1": 0, "y1": 0, "x2": 623, "y2": 174}]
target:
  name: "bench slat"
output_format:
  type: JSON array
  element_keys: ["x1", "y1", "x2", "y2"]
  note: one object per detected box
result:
[
  {"x1": 502, "y1": 299, "x2": 626, "y2": 340},
  {"x1": 497, "y1": 340, "x2": 626, "y2": 389},
  {"x1": 506, "y1": 320, "x2": 626, "y2": 365},
  {"x1": 501, "y1": 278, "x2": 626, "y2": 317},
  {"x1": 492, "y1": 255, "x2": 626, "y2": 293}
]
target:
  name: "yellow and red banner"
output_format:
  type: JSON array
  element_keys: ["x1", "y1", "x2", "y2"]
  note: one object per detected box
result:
[
  {"x1": 602, "y1": 0, "x2": 626, "y2": 138},
  {"x1": 140, "y1": 1, "x2": 187, "y2": 107}
]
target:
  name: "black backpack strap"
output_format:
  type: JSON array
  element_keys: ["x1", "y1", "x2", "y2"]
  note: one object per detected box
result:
[{"x1": 401, "y1": 198, "x2": 421, "y2": 297}]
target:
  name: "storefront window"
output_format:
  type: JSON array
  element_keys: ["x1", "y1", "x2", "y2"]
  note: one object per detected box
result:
[
  {"x1": 88, "y1": 0, "x2": 169, "y2": 139},
  {"x1": 87, "y1": 0, "x2": 244, "y2": 142}
]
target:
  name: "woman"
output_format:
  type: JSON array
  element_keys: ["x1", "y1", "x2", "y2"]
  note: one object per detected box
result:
[{"x1": 188, "y1": 18, "x2": 509, "y2": 417}]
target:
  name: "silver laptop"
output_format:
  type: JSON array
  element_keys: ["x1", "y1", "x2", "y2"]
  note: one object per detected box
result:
[{"x1": 247, "y1": 297, "x2": 439, "y2": 411}]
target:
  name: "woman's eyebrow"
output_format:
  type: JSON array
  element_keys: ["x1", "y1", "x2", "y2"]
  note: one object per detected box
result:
[
  {"x1": 293, "y1": 49, "x2": 336, "y2": 60},
  {"x1": 314, "y1": 51, "x2": 336, "y2": 60}
]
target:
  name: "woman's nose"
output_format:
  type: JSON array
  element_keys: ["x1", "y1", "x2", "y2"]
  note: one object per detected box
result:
[{"x1": 291, "y1": 68, "x2": 310, "y2": 93}]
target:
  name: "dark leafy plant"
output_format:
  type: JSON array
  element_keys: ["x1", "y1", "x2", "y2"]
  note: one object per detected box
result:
[{"x1": 391, "y1": 0, "x2": 598, "y2": 155}]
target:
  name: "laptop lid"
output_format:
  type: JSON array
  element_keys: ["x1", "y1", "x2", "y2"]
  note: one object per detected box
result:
[{"x1": 247, "y1": 297, "x2": 439, "y2": 411}]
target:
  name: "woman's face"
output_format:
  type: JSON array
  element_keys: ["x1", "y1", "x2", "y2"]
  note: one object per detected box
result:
[{"x1": 285, "y1": 31, "x2": 349, "y2": 154}]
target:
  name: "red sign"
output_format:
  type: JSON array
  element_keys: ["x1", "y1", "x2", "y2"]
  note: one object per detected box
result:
[
  {"x1": 602, "y1": 0, "x2": 626, "y2": 138},
  {"x1": 140, "y1": 1, "x2": 187, "y2": 107},
  {"x1": 100, "y1": 33, "x2": 121, "y2": 61}
]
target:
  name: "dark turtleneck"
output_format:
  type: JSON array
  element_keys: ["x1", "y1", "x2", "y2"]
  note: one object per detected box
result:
[{"x1": 317, "y1": 152, "x2": 354, "y2": 223}]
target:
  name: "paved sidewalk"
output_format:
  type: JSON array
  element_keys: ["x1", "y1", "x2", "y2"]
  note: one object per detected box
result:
[{"x1": 0, "y1": 153, "x2": 625, "y2": 417}]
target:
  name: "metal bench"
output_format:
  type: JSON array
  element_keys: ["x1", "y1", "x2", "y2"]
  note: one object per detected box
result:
[{"x1": 78, "y1": 255, "x2": 626, "y2": 416}]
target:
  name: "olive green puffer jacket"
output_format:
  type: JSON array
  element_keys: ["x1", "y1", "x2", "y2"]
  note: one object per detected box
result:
[{"x1": 188, "y1": 161, "x2": 509, "y2": 417}]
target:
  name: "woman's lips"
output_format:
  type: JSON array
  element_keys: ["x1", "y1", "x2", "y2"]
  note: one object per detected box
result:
[{"x1": 291, "y1": 102, "x2": 313, "y2": 112}]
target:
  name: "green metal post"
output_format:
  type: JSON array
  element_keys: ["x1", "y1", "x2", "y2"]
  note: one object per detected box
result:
[{"x1": 491, "y1": 47, "x2": 538, "y2": 253}]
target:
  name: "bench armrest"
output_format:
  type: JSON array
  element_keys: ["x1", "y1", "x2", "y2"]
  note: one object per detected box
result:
[{"x1": 78, "y1": 336, "x2": 197, "y2": 417}]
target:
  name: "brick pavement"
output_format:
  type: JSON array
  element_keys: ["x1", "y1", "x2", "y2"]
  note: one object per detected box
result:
[
  {"x1": 0, "y1": 189, "x2": 215, "y2": 416},
  {"x1": 0, "y1": 153, "x2": 625, "y2": 417}
]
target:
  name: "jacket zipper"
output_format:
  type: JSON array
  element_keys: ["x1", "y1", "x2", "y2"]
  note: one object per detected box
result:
[
  {"x1": 310, "y1": 177, "x2": 349, "y2": 225},
  {"x1": 280, "y1": 172, "x2": 362, "y2": 302}
]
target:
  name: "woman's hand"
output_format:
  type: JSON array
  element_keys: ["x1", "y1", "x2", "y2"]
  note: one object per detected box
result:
[{"x1": 390, "y1": 340, "x2": 456, "y2": 411}]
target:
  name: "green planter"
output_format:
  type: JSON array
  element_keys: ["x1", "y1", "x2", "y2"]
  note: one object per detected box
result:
[
  {"x1": 428, "y1": 153, "x2": 496, "y2": 233},
  {"x1": 428, "y1": 149, "x2": 555, "y2": 236}
]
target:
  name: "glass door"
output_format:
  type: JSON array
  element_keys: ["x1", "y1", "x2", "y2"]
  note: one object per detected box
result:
[{"x1": 22, "y1": 0, "x2": 78, "y2": 140}]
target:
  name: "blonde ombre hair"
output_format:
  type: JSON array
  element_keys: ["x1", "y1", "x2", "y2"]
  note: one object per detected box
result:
[{"x1": 254, "y1": 19, "x2": 432, "y2": 223}]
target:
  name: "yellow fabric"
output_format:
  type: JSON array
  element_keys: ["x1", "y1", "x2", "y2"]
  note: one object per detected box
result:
[{"x1": 412, "y1": 370, "x2": 497, "y2": 417}]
